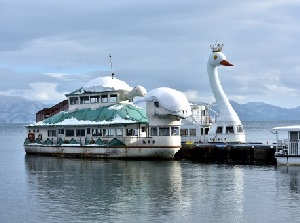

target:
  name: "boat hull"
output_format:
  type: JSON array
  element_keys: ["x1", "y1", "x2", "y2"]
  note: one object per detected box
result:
[
  {"x1": 275, "y1": 155, "x2": 300, "y2": 165},
  {"x1": 24, "y1": 144, "x2": 180, "y2": 159}
]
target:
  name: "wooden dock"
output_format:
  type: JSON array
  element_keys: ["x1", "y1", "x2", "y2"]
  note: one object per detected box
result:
[{"x1": 175, "y1": 143, "x2": 276, "y2": 165}]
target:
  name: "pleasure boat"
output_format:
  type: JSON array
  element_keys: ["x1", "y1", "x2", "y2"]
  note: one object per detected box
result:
[
  {"x1": 272, "y1": 125, "x2": 300, "y2": 165},
  {"x1": 24, "y1": 75, "x2": 191, "y2": 159}
]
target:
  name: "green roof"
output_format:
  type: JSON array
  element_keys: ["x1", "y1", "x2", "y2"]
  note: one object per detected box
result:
[{"x1": 33, "y1": 104, "x2": 148, "y2": 126}]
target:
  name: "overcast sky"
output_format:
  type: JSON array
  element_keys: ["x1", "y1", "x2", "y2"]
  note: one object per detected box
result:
[{"x1": 0, "y1": 0, "x2": 300, "y2": 108}]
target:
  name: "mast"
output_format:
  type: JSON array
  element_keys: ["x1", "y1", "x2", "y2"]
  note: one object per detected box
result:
[{"x1": 109, "y1": 54, "x2": 114, "y2": 79}]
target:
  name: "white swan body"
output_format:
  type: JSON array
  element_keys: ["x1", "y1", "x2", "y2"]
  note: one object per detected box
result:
[{"x1": 207, "y1": 48, "x2": 245, "y2": 143}]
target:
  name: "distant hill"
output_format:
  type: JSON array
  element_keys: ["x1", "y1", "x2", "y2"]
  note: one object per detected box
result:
[
  {"x1": 211, "y1": 100, "x2": 300, "y2": 121},
  {"x1": 1, "y1": 95, "x2": 300, "y2": 123},
  {"x1": 0, "y1": 95, "x2": 48, "y2": 123}
]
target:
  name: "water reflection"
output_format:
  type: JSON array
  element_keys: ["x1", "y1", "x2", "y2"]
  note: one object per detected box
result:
[
  {"x1": 25, "y1": 156, "x2": 183, "y2": 222},
  {"x1": 277, "y1": 166, "x2": 300, "y2": 195}
]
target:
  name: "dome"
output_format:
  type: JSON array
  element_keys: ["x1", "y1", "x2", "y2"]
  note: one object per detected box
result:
[
  {"x1": 145, "y1": 87, "x2": 191, "y2": 114},
  {"x1": 83, "y1": 76, "x2": 132, "y2": 92}
]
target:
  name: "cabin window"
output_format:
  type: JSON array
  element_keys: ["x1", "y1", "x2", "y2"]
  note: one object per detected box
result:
[
  {"x1": 109, "y1": 94, "x2": 117, "y2": 103},
  {"x1": 108, "y1": 129, "x2": 115, "y2": 137},
  {"x1": 101, "y1": 95, "x2": 108, "y2": 103},
  {"x1": 190, "y1": 129, "x2": 196, "y2": 136},
  {"x1": 48, "y1": 130, "x2": 57, "y2": 137},
  {"x1": 159, "y1": 127, "x2": 170, "y2": 136},
  {"x1": 171, "y1": 127, "x2": 179, "y2": 135},
  {"x1": 237, "y1": 125, "x2": 244, "y2": 133},
  {"x1": 92, "y1": 129, "x2": 102, "y2": 136},
  {"x1": 80, "y1": 96, "x2": 89, "y2": 104},
  {"x1": 90, "y1": 96, "x2": 100, "y2": 103},
  {"x1": 151, "y1": 127, "x2": 158, "y2": 136},
  {"x1": 102, "y1": 129, "x2": 108, "y2": 137},
  {"x1": 205, "y1": 128, "x2": 209, "y2": 134},
  {"x1": 180, "y1": 129, "x2": 188, "y2": 137},
  {"x1": 70, "y1": 97, "x2": 78, "y2": 105},
  {"x1": 76, "y1": 129, "x2": 85, "y2": 137},
  {"x1": 226, "y1": 126, "x2": 234, "y2": 134},
  {"x1": 116, "y1": 128, "x2": 123, "y2": 136},
  {"x1": 66, "y1": 129, "x2": 75, "y2": 137},
  {"x1": 126, "y1": 129, "x2": 137, "y2": 136},
  {"x1": 216, "y1": 126, "x2": 223, "y2": 134}
]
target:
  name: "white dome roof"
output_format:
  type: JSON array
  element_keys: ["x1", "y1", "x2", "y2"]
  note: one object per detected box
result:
[{"x1": 83, "y1": 76, "x2": 132, "y2": 92}]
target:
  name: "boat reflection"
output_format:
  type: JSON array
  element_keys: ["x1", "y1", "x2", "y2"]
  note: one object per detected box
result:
[
  {"x1": 276, "y1": 165, "x2": 300, "y2": 194},
  {"x1": 24, "y1": 155, "x2": 183, "y2": 221}
]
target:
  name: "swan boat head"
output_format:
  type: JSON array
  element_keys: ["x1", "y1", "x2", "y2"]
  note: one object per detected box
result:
[{"x1": 207, "y1": 43, "x2": 245, "y2": 143}]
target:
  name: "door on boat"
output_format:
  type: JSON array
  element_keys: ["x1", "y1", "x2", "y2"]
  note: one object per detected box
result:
[{"x1": 289, "y1": 131, "x2": 299, "y2": 155}]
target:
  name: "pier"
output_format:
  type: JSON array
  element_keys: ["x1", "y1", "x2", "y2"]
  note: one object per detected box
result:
[{"x1": 175, "y1": 143, "x2": 276, "y2": 165}]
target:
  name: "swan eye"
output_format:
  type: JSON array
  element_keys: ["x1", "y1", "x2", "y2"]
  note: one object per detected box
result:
[{"x1": 214, "y1": 55, "x2": 218, "y2": 60}]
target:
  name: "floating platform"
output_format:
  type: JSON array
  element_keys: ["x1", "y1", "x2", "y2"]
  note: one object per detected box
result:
[{"x1": 175, "y1": 143, "x2": 276, "y2": 165}]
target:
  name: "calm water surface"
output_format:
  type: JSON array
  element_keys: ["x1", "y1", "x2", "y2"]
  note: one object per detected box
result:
[{"x1": 1, "y1": 122, "x2": 300, "y2": 223}]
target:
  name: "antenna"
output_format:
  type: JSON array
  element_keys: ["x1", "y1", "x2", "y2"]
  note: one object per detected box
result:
[{"x1": 109, "y1": 54, "x2": 114, "y2": 79}]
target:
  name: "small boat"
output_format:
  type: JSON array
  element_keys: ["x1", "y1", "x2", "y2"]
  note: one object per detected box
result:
[
  {"x1": 271, "y1": 125, "x2": 300, "y2": 165},
  {"x1": 24, "y1": 75, "x2": 191, "y2": 159}
]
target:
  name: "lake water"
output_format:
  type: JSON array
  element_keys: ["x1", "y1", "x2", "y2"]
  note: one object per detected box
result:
[{"x1": 1, "y1": 121, "x2": 300, "y2": 223}]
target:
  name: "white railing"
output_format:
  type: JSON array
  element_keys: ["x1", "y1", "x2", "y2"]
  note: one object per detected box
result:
[{"x1": 289, "y1": 142, "x2": 300, "y2": 155}]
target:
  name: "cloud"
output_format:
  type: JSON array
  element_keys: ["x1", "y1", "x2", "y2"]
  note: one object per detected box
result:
[{"x1": 0, "y1": 0, "x2": 300, "y2": 108}]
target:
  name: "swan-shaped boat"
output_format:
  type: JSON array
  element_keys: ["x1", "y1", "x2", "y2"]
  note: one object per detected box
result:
[{"x1": 207, "y1": 43, "x2": 245, "y2": 143}]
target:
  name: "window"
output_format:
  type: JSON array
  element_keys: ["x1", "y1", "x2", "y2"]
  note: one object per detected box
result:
[
  {"x1": 80, "y1": 96, "x2": 89, "y2": 104},
  {"x1": 126, "y1": 129, "x2": 137, "y2": 136},
  {"x1": 205, "y1": 128, "x2": 209, "y2": 134},
  {"x1": 141, "y1": 126, "x2": 146, "y2": 132},
  {"x1": 171, "y1": 127, "x2": 179, "y2": 135},
  {"x1": 87, "y1": 128, "x2": 90, "y2": 134},
  {"x1": 151, "y1": 127, "x2": 158, "y2": 136},
  {"x1": 76, "y1": 129, "x2": 85, "y2": 137},
  {"x1": 226, "y1": 126, "x2": 234, "y2": 133},
  {"x1": 180, "y1": 129, "x2": 188, "y2": 137},
  {"x1": 70, "y1": 97, "x2": 78, "y2": 105},
  {"x1": 66, "y1": 129, "x2": 75, "y2": 137},
  {"x1": 190, "y1": 129, "x2": 196, "y2": 136},
  {"x1": 101, "y1": 95, "x2": 108, "y2": 103},
  {"x1": 109, "y1": 94, "x2": 117, "y2": 103},
  {"x1": 48, "y1": 130, "x2": 57, "y2": 137},
  {"x1": 108, "y1": 129, "x2": 115, "y2": 137},
  {"x1": 159, "y1": 127, "x2": 170, "y2": 136},
  {"x1": 92, "y1": 128, "x2": 102, "y2": 136},
  {"x1": 116, "y1": 128, "x2": 123, "y2": 136},
  {"x1": 216, "y1": 126, "x2": 223, "y2": 134},
  {"x1": 237, "y1": 125, "x2": 244, "y2": 133},
  {"x1": 58, "y1": 129, "x2": 64, "y2": 134},
  {"x1": 90, "y1": 96, "x2": 100, "y2": 103}
]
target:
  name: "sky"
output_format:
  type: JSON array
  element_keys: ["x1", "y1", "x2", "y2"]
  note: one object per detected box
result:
[{"x1": 1, "y1": 0, "x2": 300, "y2": 108}]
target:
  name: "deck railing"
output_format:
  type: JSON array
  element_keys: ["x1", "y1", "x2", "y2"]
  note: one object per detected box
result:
[{"x1": 289, "y1": 142, "x2": 300, "y2": 155}]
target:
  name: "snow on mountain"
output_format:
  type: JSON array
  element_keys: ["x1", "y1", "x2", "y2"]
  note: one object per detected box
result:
[{"x1": 0, "y1": 95, "x2": 48, "y2": 123}]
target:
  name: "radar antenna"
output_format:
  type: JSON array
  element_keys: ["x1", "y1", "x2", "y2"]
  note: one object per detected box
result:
[{"x1": 109, "y1": 54, "x2": 114, "y2": 79}]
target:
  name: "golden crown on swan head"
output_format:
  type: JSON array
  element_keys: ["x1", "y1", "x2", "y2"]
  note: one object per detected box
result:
[{"x1": 210, "y1": 43, "x2": 224, "y2": 52}]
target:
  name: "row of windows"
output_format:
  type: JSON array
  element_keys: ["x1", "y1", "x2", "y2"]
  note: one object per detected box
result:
[
  {"x1": 48, "y1": 127, "x2": 146, "y2": 137},
  {"x1": 216, "y1": 125, "x2": 244, "y2": 134},
  {"x1": 69, "y1": 94, "x2": 118, "y2": 105},
  {"x1": 180, "y1": 128, "x2": 210, "y2": 136},
  {"x1": 150, "y1": 127, "x2": 179, "y2": 136}
]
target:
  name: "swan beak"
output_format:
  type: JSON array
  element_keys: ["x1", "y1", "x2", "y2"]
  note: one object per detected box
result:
[{"x1": 220, "y1": 60, "x2": 233, "y2": 66}]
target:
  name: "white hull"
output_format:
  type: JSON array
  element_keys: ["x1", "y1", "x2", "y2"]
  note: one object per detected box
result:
[
  {"x1": 24, "y1": 144, "x2": 180, "y2": 159},
  {"x1": 276, "y1": 156, "x2": 300, "y2": 165}
]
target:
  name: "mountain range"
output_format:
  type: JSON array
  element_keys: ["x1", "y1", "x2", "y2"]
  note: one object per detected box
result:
[{"x1": 0, "y1": 95, "x2": 300, "y2": 123}]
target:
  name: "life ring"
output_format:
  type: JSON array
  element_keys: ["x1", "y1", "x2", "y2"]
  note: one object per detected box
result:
[
  {"x1": 28, "y1": 132, "x2": 35, "y2": 143},
  {"x1": 38, "y1": 134, "x2": 42, "y2": 140}
]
